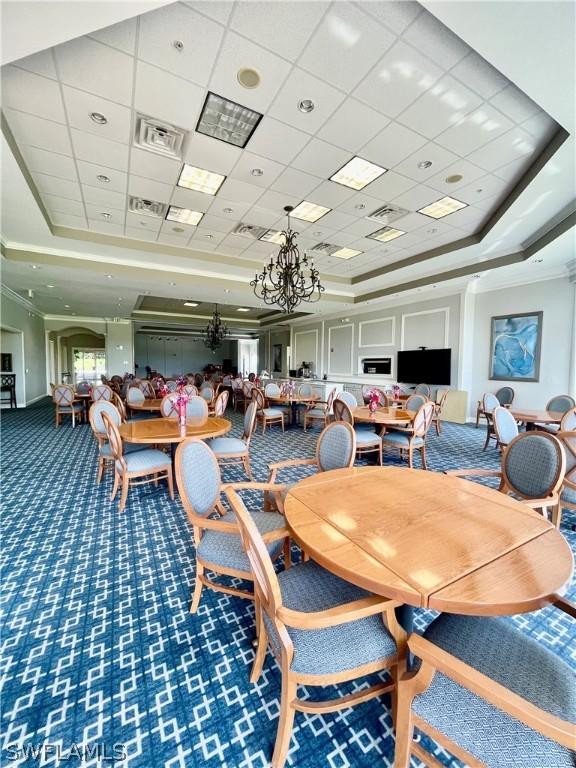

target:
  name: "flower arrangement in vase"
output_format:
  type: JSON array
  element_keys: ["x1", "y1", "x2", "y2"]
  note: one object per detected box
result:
[
  {"x1": 176, "y1": 375, "x2": 188, "y2": 390},
  {"x1": 175, "y1": 392, "x2": 189, "y2": 436},
  {"x1": 158, "y1": 384, "x2": 170, "y2": 398},
  {"x1": 368, "y1": 390, "x2": 380, "y2": 414},
  {"x1": 392, "y1": 384, "x2": 401, "y2": 401}
]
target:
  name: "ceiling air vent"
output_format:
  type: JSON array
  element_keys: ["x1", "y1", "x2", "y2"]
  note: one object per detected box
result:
[
  {"x1": 366, "y1": 204, "x2": 410, "y2": 224},
  {"x1": 311, "y1": 242, "x2": 340, "y2": 255},
  {"x1": 232, "y1": 223, "x2": 268, "y2": 240},
  {"x1": 134, "y1": 114, "x2": 186, "y2": 159},
  {"x1": 129, "y1": 197, "x2": 167, "y2": 218}
]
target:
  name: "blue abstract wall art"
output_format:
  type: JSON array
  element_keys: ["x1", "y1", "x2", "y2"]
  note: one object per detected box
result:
[{"x1": 489, "y1": 311, "x2": 543, "y2": 381}]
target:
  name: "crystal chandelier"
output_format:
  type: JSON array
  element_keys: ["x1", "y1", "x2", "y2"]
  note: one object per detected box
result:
[
  {"x1": 250, "y1": 206, "x2": 324, "y2": 313},
  {"x1": 203, "y1": 304, "x2": 229, "y2": 351}
]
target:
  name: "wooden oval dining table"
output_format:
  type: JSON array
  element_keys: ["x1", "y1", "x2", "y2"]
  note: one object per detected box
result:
[
  {"x1": 509, "y1": 408, "x2": 564, "y2": 430},
  {"x1": 284, "y1": 467, "x2": 573, "y2": 628},
  {"x1": 128, "y1": 398, "x2": 163, "y2": 413},
  {"x1": 266, "y1": 393, "x2": 320, "y2": 426},
  {"x1": 119, "y1": 416, "x2": 231, "y2": 444},
  {"x1": 353, "y1": 405, "x2": 414, "y2": 426}
]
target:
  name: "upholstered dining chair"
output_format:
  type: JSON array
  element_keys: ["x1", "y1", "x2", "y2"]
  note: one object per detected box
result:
[
  {"x1": 226, "y1": 486, "x2": 405, "y2": 768},
  {"x1": 556, "y1": 431, "x2": 576, "y2": 528},
  {"x1": 267, "y1": 421, "x2": 357, "y2": 512},
  {"x1": 126, "y1": 386, "x2": 145, "y2": 415},
  {"x1": 89, "y1": 401, "x2": 147, "y2": 483},
  {"x1": 102, "y1": 412, "x2": 173, "y2": 512},
  {"x1": 206, "y1": 401, "x2": 258, "y2": 479},
  {"x1": 303, "y1": 387, "x2": 336, "y2": 432},
  {"x1": 91, "y1": 383, "x2": 113, "y2": 401},
  {"x1": 211, "y1": 389, "x2": 229, "y2": 417},
  {"x1": 242, "y1": 380, "x2": 254, "y2": 411},
  {"x1": 138, "y1": 380, "x2": 155, "y2": 398},
  {"x1": 404, "y1": 393, "x2": 427, "y2": 412},
  {"x1": 162, "y1": 395, "x2": 209, "y2": 423},
  {"x1": 76, "y1": 380, "x2": 91, "y2": 395},
  {"x1": 175, "y1": 438, "x2": 289, "y2": 613},
  {"x1": 414, "y1": 383, "x2": 431, "y2": 398},
  {"x1": 381, "y1": 401, "x2": 435, "y2": 470},
  {"x1": 199, "y1": 384, "x2": 215, "y2": 404},
  {"x1": 431, "y1": 389, "x2": 449, "y2": 435},
  {"x1": 333, "y1": 399, "x2": 382, "y2": 465},
  {"x1": 481, "y1": 392, "x2": 501, "y2": 450},
  {"x1": 334, "y1": 390, "x2": 358, "y2": 409},
  {"x1": 254, "y1": 388, "x2": 284, "y2": 434},
  {"x1": 475, "y1": 385, "x2": 515, "y2": 428},
  {"x1": 53, "y1": 384, "x2": 84, "y2": 428},
  {"x1": 182, "y1": 384, "x2": 198, "y2": 397},
  {"x1": 447, "y1": 431, "x2": 566, "y2": 527},
  {"x1": 165, "y1": 380, "x2": 178, "y2": 392},
  {"x1": 538, "y1": 396, "x2": 576, "y2": 433},
  {"x1": 393, "y1": 600, "x2": 576, "y2": 768},
  {"x1": 264, "y1": 382, "x2": 281, "y2": 397},
  {"x1": 160, "y1": 393, "x2": 178, "y2": 418},
  {"x1": 492, "y1": 405, "x2": 519, "y2": 450},
  {"x1": 111, "y1": 391, "x2": 127, "y2": 421},
  {"x1": 232, "y1": 377, "x2": 245, "y2": 411},
  {"x1": 560, "y1": 409, "x2": 576, "y2": 431}
]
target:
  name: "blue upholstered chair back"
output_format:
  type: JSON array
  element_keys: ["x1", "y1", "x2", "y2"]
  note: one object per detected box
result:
[
  {"x1": 496, "y1": 386, "x2": 515, "y2": 406},
  {"x1": 317, "y1": 422, "x2": 356, "y2": 472},
  {"x1": 53, "y1": 385, "x2": 74, "y2": 406},
  {"x1": 182, "y1": 384, "x2": 198, "y2": 396},
  {"x1": 547, "y1": 395, "x2": 576, "y2": 414},
  {"x1": 200, "y1": 386, "x2": 214, "y2": 402},
  {"x1": 413, "y1": 401, "x2": 435, "y2": 437},
  {"x1": 213, "y1": 391, "x2": 229, "y2": 416},
  {"x1": 482, "y1": 392, "x2": 500, "y2": 414},
  {"x1": 187, "y1": 396, "x2": 209, "y2": 422},
  {"x1": 298, "y1": 383, "x2": 313, "y2": 397},
  {"x1": 165, "y1": 380, "x2": 178, "y2": 392},
  {"x1": 91, "y1": 384, "x2": 112, "y2": 401},
  {"x1": 414, "y1": 383, "x2": 431, "y2": 397},
  {"x1": 335, "y1": 390, "x2": 357, "y2": 409},
  {"x1": 332, "y1": 399, "x2": 353, "y2": 425},
  {"x1": 161, "y1": 394, "x2": 178, "y2": 418},
  {"x1": 406, "y1": 394, "x2": 427, "y2": 411},
  {"x1": 91, "y1": 401, "x2": 120, "y2": 436},
  {"x1": 127, "y1": 386, "x2": 145, "y2": 405},
  {"x1": 176, "y1": 439, "x2": 221, "y2": 519},
  {"x1": 76, "y1": 380, "x2": 91, "y2": 394},
  {"x1": 243, "y1": 401, "x2": 257, "y2": 440},
  {"x1": 493, "y1": 406, "x2": 518, "y2": 446},
  {"x1": 265, "y1": 383, "x2": 280, "y2": 397},
  {"x1": 561, "y1": 409, "x2": 576, "y2": 431},
  {"x1": 503, "y1": 433, "x2": 565, "y2": 499}
]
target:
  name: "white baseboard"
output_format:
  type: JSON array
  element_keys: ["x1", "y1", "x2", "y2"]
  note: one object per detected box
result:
[{"x1": 25, "y1": 394, "x2": 48, "y2": 407}]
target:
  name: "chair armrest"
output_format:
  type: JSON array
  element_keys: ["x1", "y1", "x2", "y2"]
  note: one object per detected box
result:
[
  {"x1": 408, "y1": 633, "x2": 575, "y2": 750},
  {"x1": 444, "y1": 469, "x2": 502, "y2": 478},
  {"x1": 222, "y1": 481, "x2": 287, "y2": 493},
  {"x1": 277, "y1": 595, "x2": 402, "y2": 630},
  {"x1": 521, "y1": 495, "x2": 559, "y2": 509},
  {"x1": 269, "y1": 458, "x2": 317, "y2": 471}
]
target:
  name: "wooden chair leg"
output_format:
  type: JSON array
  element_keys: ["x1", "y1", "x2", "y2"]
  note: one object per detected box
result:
[
  {"x1": 271, "y1": 675, "x2": 297, "y2": 768},
  {"x1": 118, "y1": 476, "x2": 129, "y2": 512},
  {"x1": 283, "y1": 537, "x2": 291, "y2": 569},
  {"x1": 96, "y1": 457, "x2": 105, "y2": 484},
  {"x1": 190, "y1": 562, "x2": 204, "y2": 613},
  {"x1": 407, "y1": 445, "x2": 414, "y2": 469},
  {"x1": 281, "y1": 417, "x2": 285, "y2": 433},
  {"x1": 243, "y1": 455, "x2": 253, "y2": 481},
  {"x1": 378, "y1": 443, "x2": 383, "y2": 466},
  {"x1": 111, "y1": 472, "x2": 120, "y2": 500},
  {"x1": 393, "y1": 679, "x2": 415, "y2": 768},
  {"x1": 551, "y1": 503, "x2": 563, "y2": 529},
  {"x1": 483, "y1": 424, "x2": 492, "y2": 451},
  {"x1": 250, "y1": 605, "x2": 267, "y2": 683},
  {"x1": 166, "y1": 470, "x2": 175, "y2": 500},
  {"x1": 421, "y1": 444, "x2": 428, "y2": 471}
]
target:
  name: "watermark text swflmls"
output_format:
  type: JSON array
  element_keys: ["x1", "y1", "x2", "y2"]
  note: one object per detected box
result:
[{"x1": 5, "y1": 743, "x2": 127, "y2": 762}]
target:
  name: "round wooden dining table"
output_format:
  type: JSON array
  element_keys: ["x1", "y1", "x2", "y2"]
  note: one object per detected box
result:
[
  {"x1": 353, "y1": 405, "x2": 414, "y2": 427},
  {"x1": 509, "y1": 408, "x2": 564, "y2": 430},
  {"x1": 267, "y1": 393, "x2": 320, "y2": 425},
  {"x1": 128, "y1": 398, "x2": 163, "y2": 413},
  {"x1": 119, "y1": 416, "x2": 231, "y2": 444},
  {"x1": 284, "y1": 467, "x2": 573, "y2": 625}
]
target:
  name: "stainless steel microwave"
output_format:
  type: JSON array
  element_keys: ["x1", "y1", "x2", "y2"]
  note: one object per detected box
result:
[{"x1": 360, "y1": 356, "x2": 392, "y2": 375}]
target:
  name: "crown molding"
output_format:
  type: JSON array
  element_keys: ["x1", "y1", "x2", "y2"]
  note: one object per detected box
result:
[{"x1": 1, "y1": 282, "x2": 44, "y2": 317}]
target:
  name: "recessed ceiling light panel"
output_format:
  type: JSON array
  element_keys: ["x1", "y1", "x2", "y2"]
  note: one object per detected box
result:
[
  {"x1": 330, "y1": 156, "x2": 387, "y2": 190},
  {"x1": 260, "y1": 229, "x2": 286, "y2": 245},
  {"x1": 367, "y1": 226, "x2": 406, "y2": 243},
  {"x1": 166, "y1": 206, "x2": 203, "y2": 226},
  {"x1": 236, "y1": 307, "x2": 250, "y2": 312},
  {"x1": 418, "y1": 196, "x2": 467, "y2": 219},
  {"x1": 134, "y1": 114, "x2": 186, "y2": 159},
  {"x1": 183, "y1": 301, "x2": 199, "y2": 307},
  {"x1": 178, "y1": 164, "x2": 225, "y2": 196},
  {"x1": 290, "y1": 201, "x2": 331, "y2": 223},
  {"x1": 196, "y1": 92, "x2": 262, "y2": 148},
  {"x1": 333, "y1": 248, "x2": 362, "y2": 260}
]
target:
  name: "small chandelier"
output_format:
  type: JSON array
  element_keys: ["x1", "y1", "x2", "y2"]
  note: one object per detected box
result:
[
  {"x1": 251, "y1": 206, "x2": 324, "y2": 313},
  {"x1": 203, "y1": 304, "x2": 229, "y2": 351}
]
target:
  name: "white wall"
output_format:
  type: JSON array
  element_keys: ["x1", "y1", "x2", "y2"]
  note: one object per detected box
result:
[
  {"x1": 106, "y1": 321, "x2": 134, "y2": 377},
  {"x1": 134, "y1": 334, "x2": 237, "y2": 376},
  {"x1": 1, "y1": 291, "x2": 46, "y2": 405},
  {"x1": 470, "y1": 277, "x2": 575, "y2": 415}
]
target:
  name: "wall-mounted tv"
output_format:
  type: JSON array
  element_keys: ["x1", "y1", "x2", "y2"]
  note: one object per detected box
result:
[{"x1": 397, "y1": 349, "x2": 451, "y2": 385}]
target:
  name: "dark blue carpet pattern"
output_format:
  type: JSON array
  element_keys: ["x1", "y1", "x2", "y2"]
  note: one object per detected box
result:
[{"x1": 1, "y1": 400, "x2": 574, "y2": 767}]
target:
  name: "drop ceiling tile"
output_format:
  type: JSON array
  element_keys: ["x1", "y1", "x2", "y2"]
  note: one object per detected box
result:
[
  {"x1": 361, "y1": 169, "x2": 416, "y2": 202},
  {"x1": 82, "y1": 185, "x2": 126, "y2": 211},
  {"x1": 355, "y1": 0, "x2": 422, "y2": 35},
  {"x1": 125, "y1": 226, "x2": 158, "y2": 242},
  {"x1": 490, "y1": 84, "x2": 541, "y2": 124},
  {"x1": 160, "y1": 220, "x2": 202, "y2": 239},
  {"x1": 3, "y1": 109, "x2": 72, "y2": 155},
  {"x1": 308, "y1": 180, "x2": 356, "y2": 208},
  {"x1": 87, "y1": 220, "x2": 125, "y2": 236},
  {"x1": 63, "y1": 86, "x2": 132, "y2": 144},
  {"x1": 229, "y1": 1, "x2": 328, "y2": 61},
  {"x1": 129, "y1": 148, "x2": 181, "y2": 185},
  {"x1": 71, "y1": 128, "x2": 129, "y2": 171},
  {"x1": 183, "y1": 1, "x2": 233, "y2": 25},
  {"x1": 388, "y1": 211, "x2": 428, "y2": 231},
  {"x1": 55, "y1": 36, "x2": 134, "y2": 106},
  {"x1": 268, "y1": 68, "x2": 346, "y2": 135},
  {"x1": 196, "y1": 214, "x2": 236, "y2": 234},
  {"x1": 315, "y1": 210, "x2": 356, "y2": 231},
  {"x1": 10, "y1": 49, "x2": 57, "y2": 79},
  {"x1": 316, "y1": 97, "x2": 389, "y2": 152},
  {"x1": 427, "y1": 228, "x2": 467, "y2": 247},
  {"x1": 170, "y1": 186, "x2": 214, "y2": 213},
  {"x1": 426, "y1": 158, "x2": 486, "y2": 194},
  {"x1": 207, "y1": 198, "x2": 253, "y2": 220},
  {"x1": 217, "y1": 178, "x2": 264, "y2": 206},
  {"x1": 493, "y1": 156, "x2": 527, "y2": 183},
  {"x1": 209, "y1": 32, "x2": 292, "y2": 113},
  {"x1": 393, "y1": 142, "x2": 459, "y2": 181},
  {"x1": 1, "y1": 66, "x2": 65, "y2": 123},
  {"x1": 89, "y1": 18, "x2": 136, "y2": 54},
  {"x1": 156, "y1": 233, "x2": 191, "y2": 247},
  {"x1": 397, "y1": 75, "x2": 483, "y2": 140},
  {"x1": 450, "y1": 52, "x2": 508, "y2": 100},
  {"x1": 403, "y1": 10, "x2": 469, "y2": 70},
  {"x1": 335, "y1": 191, "x2": 380, "y2": 218},
  {"x1": 134, "y1": 61, "x2": 204, "y2": 132},
  {"x1": 473, "y1": 192, "x2": 503, "y2": 213},
  {"x1": 125, "y1": 212, "x2": 162, "y2": 233},
  {"x1": 467, "y1": 127, "x2": 538, "y2": 172},
  {"x1": 228, "y1": 152, "x2": 285, "y2": 189},
  {"x1": 253, "y1": 189, "x2": 301, "y2": 217},
  {"x1": 128, "y1": 175, "x2": 173, "y2": 204},
  {"x1": 77, "y1": 160, "x2": 127, "y2": 193},
  {"x1": 138, "y1": 4, "x2": 223, "y2": 87},
  {"x1": 361, "y1": 122, "x2": 427, "y2": 168},
  {"x1": 343, "y1": 218, "x2": 385, "y2": 238},
  {"x1": 43, "y1": 194, "x2": 85, "y2": 217},
  {"x1": 247, "y1": 117, "x2": 310, "y2": 164},
  {"x1": 355, "y1": 40, "x2": 444, "y2": 119},
  {"x1": 270, "y1": 168, "x2": 322, "y2": 198},
  {"x1": 346, "y1": 236, "x2": 380, "y2": 253},
  {"x1": 50, "y1": 211, "x2": 87, "y2": 228},
  {"x1": 85, "y1": 204, "x2": 125, "y2": 223},
  {"x1": 183, "y1": 131, "x2": 242, "y2": 175},
  {"x1": 218, "y1": 235, "x2": 250, "y2": 253},
  {"x1": 522, "y1": 110, "x2": 558, "y2": 140},
  {"x1": 438, "y1": 203, "x2": 487, "y2": 231},
  {"x1": 435, "y1": 104, "x2": 513, "y2": 156},
  {"x1": 292, "y1": 138, "x2": 349, "y2": 178},
  {"x1": 20, "y1": 146, "x2": 77, "y2": 181},
  {"x1": 34, "y1": 173, "x2": 82, "y2": 201},
  {"x1": 456, "y1": 174, "x2": 509, "y2": 204},
  {"x1": 299, "y1": 4, "x2": 395, "y2": 93}
]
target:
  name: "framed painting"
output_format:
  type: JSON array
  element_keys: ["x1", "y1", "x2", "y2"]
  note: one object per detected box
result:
[
  {"x1": 272, "y1": 344, "x2": 282, "y2": 373},
  {"x1": 489, "y1": 311, "x2": 543, "y2": 382}
]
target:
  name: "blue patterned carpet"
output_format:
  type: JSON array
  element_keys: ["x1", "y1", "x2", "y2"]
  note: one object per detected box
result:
[{"x1": 1, "y1": 400, "x2": 574, "y2": 767}]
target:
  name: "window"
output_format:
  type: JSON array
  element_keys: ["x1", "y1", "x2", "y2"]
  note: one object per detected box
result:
[
  {"x1": 237, "y1": 340, "x2": 258, "y2": 377},
  {"x1": 73, "y1": 349, "x2": 106, "y2": 384}
]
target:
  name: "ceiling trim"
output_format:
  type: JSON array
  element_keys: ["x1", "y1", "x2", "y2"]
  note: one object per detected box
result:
[
  {"x1": 131, "y1": 308, "x2": 262, "y2": 324},
  {"x1": 1, "y1": 282, "x2": 44, "y2": 317}
]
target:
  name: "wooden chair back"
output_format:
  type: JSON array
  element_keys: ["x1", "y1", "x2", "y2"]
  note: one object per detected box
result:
[
  {"x1": 91, "y1": 384, "x2": 113, "y2": 402},
  {"x1": 414, "y1": 383, "x2": 431, "y2": 397},
  {"x1": 326, "y1": 387, "x2": 336, "y2": 413},
  {"x1": 175, "y1": 438, "x2": 222, "y2": 529},
  {"x1": 560, "y1": 408, "x2": 576, "y2": 430},
  {"x1": 413, "y1": 401, "x2": 435, "y2": 438},
  {"x1": 242, "y1": 381, "x2": 254, "y2": 399},
  {"x1": 546, "y1": 394, "x2": 575, "y2": 414},
  {"x1": 101, "y1": 412, "x2": 125, "y2": 471},
  {"x1": 298, "y1": 383, "x2": 313, "y2": 397},
  {"x1": 501, "y1": 432, "x2": 566, "y2": 502},
  {"x1": 182, "y1": 384, "x2": 198, "y2": 397},
  {"x1": 556, "y1": 431, "x2": 576, "y2": 509},
  {"x1": 139, "y1": 380, "x2": 155, "y2": 398},
  {"x1": 493, "y1": 406, "x2": 519, "y2": 446},
  {"x1": 495, "y1": 386, "x2": 515, "y2": 406},
  {"x1": 436, "y1": 389, "x2": 449, "y2": 408},
  {"x1": 253, "y1": 387, "x2": 266, "y2": 413},
  {"x1": 213, "y1": 390, "x2": 229, "y2": 416},
  {"x1": 90, "y1": 400, "x2": 121, "y2": 438},
  {"x1": 265, "y1": 382, "x2": 281, "y2": 397},
  {"x1": 405, "y1": 393, "x2": 427, "y2": 412},
  {"x1": 242, "y1": 401, "x2": 258, "y2": 444},
  {"x1": 482, "y1": 392, "x2": 500, "y2": 414},
  {"x1": 165, "y1": 380, "x2": 178, "y2": 392},
  {"x1": 53, "y1": 384, "x2": 75, "y2": 406},
  {"x1": 111, "y1": 392, "x2": 127, "y2": 421},
  {"x1": 335, "y1": 390, "x2": 357, "y2": 409},
  {"x1": 200, "y1": 385, "x2": 214, "y2": 404},
  {"x1": 127, "y1": 386, "x2": 145, "y2": 405},
  {"x1": 332, "y1": 398, "x2": 354, "y2": 425},
  {"x1": 316, "y1": 421, "x2": 356, "y2": 472},
  {"x1": 160, "y1": 393, "x2": 178, "y2": 418}
]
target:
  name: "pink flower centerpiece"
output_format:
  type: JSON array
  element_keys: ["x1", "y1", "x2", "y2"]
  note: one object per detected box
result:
[
  {"x1": 392, "y1": 384, "x2": 401, "y2": 401},
  {"x1": 158, "y1": 384, "x2": 170, "y2": 398},
  {"x1": 176, "y1": 375, "x2": 188, "y2": 390},
  {"x1": 367, "y1": 389, "x2": 380, "y2": 414},
  {"x1": 175, "y1": 392, "x2": 189, "y2": 436}
]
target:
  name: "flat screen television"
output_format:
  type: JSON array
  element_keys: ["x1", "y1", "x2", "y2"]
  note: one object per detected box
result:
[{"x1": 397, "y1": 349, "x2": 451, "y2": 385}]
